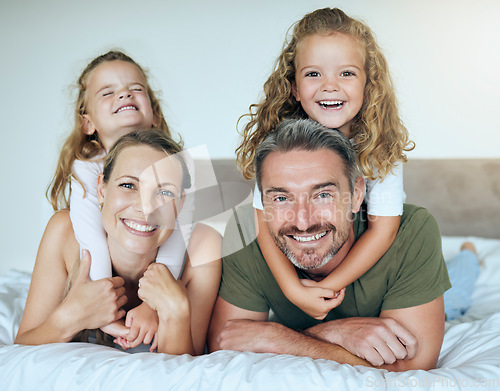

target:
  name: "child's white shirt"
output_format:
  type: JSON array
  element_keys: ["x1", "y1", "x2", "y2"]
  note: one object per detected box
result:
[
  {"x1": 364, "y1": 161, "x2": 405, "y2": 216},
  {"x1": 70, "y1": 155, "x2": 193, "y2": 281},
  {"x1": 252, "y1": 161, "x2": 405, "y2": 217}
]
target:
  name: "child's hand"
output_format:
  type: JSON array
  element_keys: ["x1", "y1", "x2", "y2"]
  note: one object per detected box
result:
[
  {"x1": 124, "y1": 301, "x2": 159, "y2": 351},
  {"x1": 100, "y1": 319, "x2": 130, "y2": 347},
  {"x1": 293, "y1": 279, "x2": 345, "y2": 320}
]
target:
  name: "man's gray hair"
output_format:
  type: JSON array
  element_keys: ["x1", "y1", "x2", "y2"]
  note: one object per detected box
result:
[{"x1": 255, "y1": 119, "x2": 361, "y2": 194}]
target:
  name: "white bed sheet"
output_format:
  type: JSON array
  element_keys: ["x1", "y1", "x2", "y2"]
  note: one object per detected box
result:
[{"x1": 1, "y1": 236, "x2": 499, "y2": 391}]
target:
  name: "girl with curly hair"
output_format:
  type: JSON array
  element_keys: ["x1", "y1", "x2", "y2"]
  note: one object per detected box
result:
[{"x1": 236, "y1": 7, "x2": 414, "y2": 320}]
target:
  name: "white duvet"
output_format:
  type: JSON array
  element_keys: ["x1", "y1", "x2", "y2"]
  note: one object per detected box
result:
[{"x1": 1, "y1": 236, "x2": 500, "y2": 391}]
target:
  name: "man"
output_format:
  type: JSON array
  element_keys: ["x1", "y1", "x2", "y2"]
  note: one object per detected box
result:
[{"x1": 208, "y1": 119, "x2": 450, "y2": 371}]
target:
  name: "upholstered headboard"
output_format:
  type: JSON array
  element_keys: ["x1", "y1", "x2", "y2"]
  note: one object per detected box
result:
[
  {"x1": 194, "y1": 158, "x2": 500, "y2": 239},
  {"x1": 404, "y1": 159, "x2": 500, "y2": 238}
]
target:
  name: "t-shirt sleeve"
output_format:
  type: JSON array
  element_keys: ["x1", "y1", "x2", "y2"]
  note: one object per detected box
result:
[
  {"x1": 218, "y1": 249, "x2": 270, "y2": 313},
  {"x1": 365, "y1": 161, "x2": 406, "y2": 216},
  {"x1": 219, "y1": 206, "x2": 269, "y2": 313},
  {"x1": 252, "y1": 183, "x2": 263, "y2": 210},
  {"x1": 381, "y1": 206, "x2": 451, "y2": 311}
]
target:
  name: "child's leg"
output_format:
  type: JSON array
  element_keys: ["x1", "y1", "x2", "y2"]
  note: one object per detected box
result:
[{"x1": 444, "y1": 242, "x2": 480, "y2": 320}]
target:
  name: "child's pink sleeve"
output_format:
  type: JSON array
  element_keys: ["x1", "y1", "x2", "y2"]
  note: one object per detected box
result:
[{"x1": 70, "y1": 159, "x2": 111, "y2": 281}]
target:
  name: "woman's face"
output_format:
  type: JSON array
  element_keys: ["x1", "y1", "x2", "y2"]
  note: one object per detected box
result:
[{"x1": 98, "y1": 144, "x2": 185, "y2": 258}]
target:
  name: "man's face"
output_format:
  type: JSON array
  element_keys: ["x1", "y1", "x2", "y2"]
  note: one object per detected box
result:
[{"x1": 261, "y1": 148, "x2": 363, "y2": 272}]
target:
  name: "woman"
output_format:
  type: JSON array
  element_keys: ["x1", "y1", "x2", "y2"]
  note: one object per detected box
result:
[{"x1": 15, "y1": 130, "x2": 221, "y2": 355}]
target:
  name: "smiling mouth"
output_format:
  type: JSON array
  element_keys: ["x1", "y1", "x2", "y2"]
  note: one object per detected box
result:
[
  {"x1": 122, "y1": 219, "x2": 157, "y2": 233},
  {"x1": 318, "y1": 100, "x2": 344, "y2": 109},
  {"x1": 115, "y1": 105, "x2": 138, "y2": 114},
  {"x1": 290, "y1": 231, "x2": 328, "y2": 242}
]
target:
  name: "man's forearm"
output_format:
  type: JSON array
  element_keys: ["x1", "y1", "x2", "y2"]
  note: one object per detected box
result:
[
  {"x1": 217, "y1": 319, "x2": 370, "y2": 367},
  {"x1": 283, "y1": 327, "x2": 371, "y2": 367}
]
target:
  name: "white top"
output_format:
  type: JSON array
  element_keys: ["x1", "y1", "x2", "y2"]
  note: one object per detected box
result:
[
  {"x1": 252, "y1": 161, "x2": 405, "y2": 217},
  {"x1": 70, "y1": 153, "x2": 194, "y2": 281}
]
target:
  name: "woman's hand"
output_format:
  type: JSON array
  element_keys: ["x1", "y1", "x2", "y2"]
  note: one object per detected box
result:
[
  {"x1": 137, "y1": 263, "x2": 190, "y2": 322},
  {"x1": 61, "y1": 250, "x2": 128, "y2": 333},
  {"x1": 138, "y1": 263, "x2": 194, "y2": 354}
]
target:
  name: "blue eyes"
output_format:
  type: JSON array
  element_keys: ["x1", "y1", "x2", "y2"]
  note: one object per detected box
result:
[
  {"x1": 272, "y1": 193, "x2": 332, "y2": 203},
  {"x1": 159, "y1": 189, "x2": 175, "y2": 198},
  {"x1": 119, "y1": 183, "x2": 176, "y2": 198}
]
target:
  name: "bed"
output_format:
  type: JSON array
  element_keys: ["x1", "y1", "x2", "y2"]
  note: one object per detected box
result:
[{"x1": 1, "y1": 159, "x2": 500, "y2": 391}]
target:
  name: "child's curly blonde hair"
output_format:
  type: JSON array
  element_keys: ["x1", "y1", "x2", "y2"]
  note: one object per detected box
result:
[
  {"x1": 47, "y1": 50, "x2": 173, "y2": 210},
  {"x1": 236, "y1": 7, "x2": 414, "y2": 180}
]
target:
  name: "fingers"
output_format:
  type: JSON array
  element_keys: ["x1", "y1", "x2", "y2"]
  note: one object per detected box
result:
[
  {"x1": 116, "y1": 290, "x2": 128, "y2": 309},
  {"x1": 369, "y1": 341, "x2": 399, "y2": 366},
  {"x1": 144, "y1": 262, "x2": 173, "y2": 280},
  {"x1": 126, "y1": 315, "x2": 147, "y2": 348},
  {"x1": 362, "y1": 318, "x2": 416, "y2": 366},
  {"x1": 385, "y1": 319, "x2": 418, "y2": 359},
  {"x1": 110, "y1": 275, "x2": 125, "y2": 288},
  {"x1": 304, "y1": 286, "x2": 335, "y2": 300},
  {"x1": 113, "y1": 336, "x2": 131, "y2": 350},
  {"x1": 123, "y1": 303, "x2": 160, "y2": 349},
  {"x1": 331, "y1": 288, "x2": 345, "y2": 303},
  {"x1": 100, "y1": 320, "x2": 129, "y2": 339},
  {"x1": 124, "y1": 313, "x2": 145, "y2": 348},
  {"x1": 144, "y1": 329, "x2": 155, "y2": 346},
  {"x1": 116, "y1": 308, "x2": 126, "y2": 323},
  {"x1": 127, "y1": 323, "x2": 154, "y2": 349},
  {"x1": 311, "y1": 288, "x2": 346, "y2": 320},
  {"x1": 75, "y1": 249, "x2": 92, "y2": 285},
  {"x1": 150, "y1": 333, "x2": 158, "y2": 352}
]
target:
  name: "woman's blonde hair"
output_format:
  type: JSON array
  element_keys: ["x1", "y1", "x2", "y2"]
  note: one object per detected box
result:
[
  {"x1": 236, "y1": 7, "x2": 414, "y2": 180},
  {"x1": 47, "y1": 50, "x2": 173, "y2": 210},
  {"x1": 102, "y1": 129, "x2": 191, "y2": 192}
]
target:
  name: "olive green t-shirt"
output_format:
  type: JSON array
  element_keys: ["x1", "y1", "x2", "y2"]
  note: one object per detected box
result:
[{"x1": 219, "y1": 203, "x2": 451, "y2": 331}]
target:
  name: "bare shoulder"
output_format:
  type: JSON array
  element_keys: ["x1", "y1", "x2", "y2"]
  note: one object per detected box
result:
[
  {"x1": 41, "y1": 210, "x2": 79, "y2": 269},
  {"x1": 187, "y1": 223, "x2": 222, "y2": 265},
  {"x1": 183, "y1": 223, "x2": 222, "y2": 282},
  {"x1": 45, "y1": 210, "x2": 73, "y2": 235},
  {"x1": 189, "y1": 223, "x2": 222, "y2": 247}
]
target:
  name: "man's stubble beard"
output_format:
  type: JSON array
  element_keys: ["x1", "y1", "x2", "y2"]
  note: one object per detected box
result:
[{"x1": 269, "y1": 221, "x2": 350, "y2": 271}]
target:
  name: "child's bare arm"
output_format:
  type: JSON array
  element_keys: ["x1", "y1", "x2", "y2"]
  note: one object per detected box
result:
[
  {"x1": 256, "y1": 209, "x2": 339, "y2": 319},
  {"x1": 317, "y1": 215, "x2": 400, "y2": 292}
]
